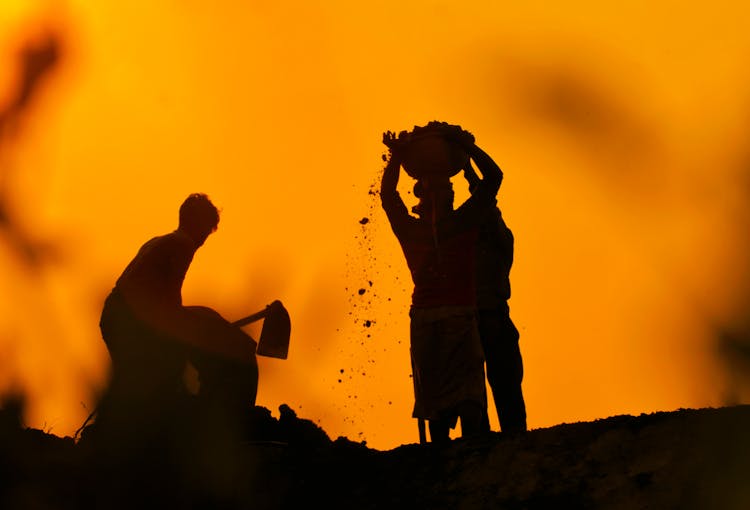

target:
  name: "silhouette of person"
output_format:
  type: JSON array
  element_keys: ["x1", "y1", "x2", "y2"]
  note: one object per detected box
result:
[
  {"x1": 463, "y1": 161, "x2": 527, "y2": 434},
  {"x1": 83, "y1": 193, "x2": 268, "y2": 509},
  {"x1": 380, "y1": 125, "x2": 501, "y2": 443},
  {"x1": 94, "y1": 193, "x2": 257, "y2": 449}
]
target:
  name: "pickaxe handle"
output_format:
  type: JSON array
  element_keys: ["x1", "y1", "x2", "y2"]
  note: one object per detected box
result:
[
  {"x1": 232, "y1": 300, "x2": 284, "y2": 328},
  {"x1": 232, "y1": 308, "x2": 270, "y2": 328}
]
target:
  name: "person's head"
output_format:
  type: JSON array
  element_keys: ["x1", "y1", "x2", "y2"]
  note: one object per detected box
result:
[
  {"x1": 178, "y1": 193, "x2": 220, "y2": 246},
  {"x1": 412, "y1": 177, "x2": 454, "y2": 220}
]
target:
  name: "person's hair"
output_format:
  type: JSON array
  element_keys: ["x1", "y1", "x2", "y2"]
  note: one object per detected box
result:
[{"x1": 179, "y1": 193, "x2": 220, "y2": 232}]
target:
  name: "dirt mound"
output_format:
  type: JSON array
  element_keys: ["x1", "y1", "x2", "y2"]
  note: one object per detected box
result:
[{"x1": 1, "y1": 403, "x2": 749, "y2": 509}]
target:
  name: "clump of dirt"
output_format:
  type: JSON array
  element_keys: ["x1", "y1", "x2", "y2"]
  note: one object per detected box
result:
[
  {"x1": 382, "y1": 120, "x2": 474, "y2": 154},
  {"x1": 336, "y1": 169, "x2": 392, "y2": 436}
]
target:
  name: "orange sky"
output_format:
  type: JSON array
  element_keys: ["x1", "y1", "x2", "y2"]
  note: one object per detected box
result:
[{"x1": 2, "y1": 0, "x2": 750, "y2": 450}]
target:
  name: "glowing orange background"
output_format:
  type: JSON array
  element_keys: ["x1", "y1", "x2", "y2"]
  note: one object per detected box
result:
[{"x1": 2, "y1": 0, "x2": 749, "y2": 450}]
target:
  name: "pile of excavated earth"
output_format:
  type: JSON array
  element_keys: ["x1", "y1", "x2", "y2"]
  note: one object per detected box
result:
[{"x1": 1, "y1": 400, "x2": 750, "y2": 509}]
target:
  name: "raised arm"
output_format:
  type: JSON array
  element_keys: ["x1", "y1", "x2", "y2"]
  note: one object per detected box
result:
[
  {"x1": 379, "y1": 130, "x2": 415, "y2": 237},
  {"x1": 381, "y1": 131, "x2": 402, "y2": 200},
  {"x1": 445, "y1": 125, "x2": 502, "y2": 195},
  {"x1": 462, "y1": 141, "x2": 503, "y2": 192},
  {"x1": 462, "y1": 159, "x2": 481, "y2": 194}
]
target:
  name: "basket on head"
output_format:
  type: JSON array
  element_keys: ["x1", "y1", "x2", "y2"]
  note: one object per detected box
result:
[{"x1": 401, "y1": 133, "x2": 469, "y2": 180}]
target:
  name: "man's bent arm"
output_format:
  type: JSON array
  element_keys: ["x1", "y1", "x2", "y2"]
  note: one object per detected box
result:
[
  {"x1": 461, "y1": 141, "x2": 503, "y2": 193},
  {"x1": 463, "y1": 159, "x2": 481, "y2": 194}
]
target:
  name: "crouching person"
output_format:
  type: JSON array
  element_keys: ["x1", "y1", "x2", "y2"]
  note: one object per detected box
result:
[{"x1": 87, "y1": 194, "x2": 257, "y2": 506}]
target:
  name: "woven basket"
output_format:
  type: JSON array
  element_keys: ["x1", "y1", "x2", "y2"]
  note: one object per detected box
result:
[{"x1": 401, "y1": 134, "x2": 469, "y2": 179}]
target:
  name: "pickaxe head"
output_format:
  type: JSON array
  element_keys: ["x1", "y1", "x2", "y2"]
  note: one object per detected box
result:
[{"x1": 256, "y1": 300, "x2": 291, "y2": 360}]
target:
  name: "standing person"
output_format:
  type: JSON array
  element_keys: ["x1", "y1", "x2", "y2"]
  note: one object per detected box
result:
[
  {"x1": 380, "y1": 123, "x2": 501, "y2": 443},
  {"x1": 463, "y1": 162, "x2": 527, "y2": 433}
]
